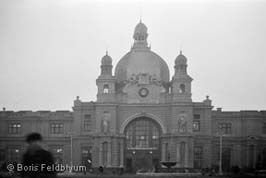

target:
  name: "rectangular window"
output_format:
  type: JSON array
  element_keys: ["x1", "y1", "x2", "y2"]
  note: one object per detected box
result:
[
  {"x1": 263, "y1": 123, "x2": 266, "y2": 134},
  {"x1": 194, "y1": 114, "x2": 201, "y2": 120},
  {"x1": 218, "y1": 147, "x2": 231, "y2": 171},
  {"x1": 50, "y1": 145, "x2": 63, "y2": 164},
  {"x1": 218, "y1": 123, "x2": 232, "y2": 134},
  {"x1": 193, "y1": 120, "x2": 200, "y2": 132},
  {"x1": 81, "y1": 146, "x2": 92, "y2": 167},
  {"x1": 194, "y1": 146, "x2": 203, "y2": 169},
  {"x1": 117, "y1": 143, "x2": 121, "y2": 166},
  {"x1": 84, "y1": 115, "x2": 92, "y2": 132},
  {"x1": 7, "y1": 147, "x2": 20, "y2": 162},
  {"x1": 0, "y1": 149, "x2": 5, "y2": 162},
  {"x1": 8, "y1": 123, "x2": 21, "y2": 134},
  {"x1": 50, "y1": 123, "x2": 64, "y2": 134}
]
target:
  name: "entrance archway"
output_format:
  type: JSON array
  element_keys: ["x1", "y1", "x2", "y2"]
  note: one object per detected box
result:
[{"x1": 124, "y1": 117, "x2": 162, "y2": 173}]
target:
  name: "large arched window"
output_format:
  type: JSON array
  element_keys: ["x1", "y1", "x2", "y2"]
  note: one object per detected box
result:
[{"x1": 125, "y1": 117, "x2": 161, "y2": 149}]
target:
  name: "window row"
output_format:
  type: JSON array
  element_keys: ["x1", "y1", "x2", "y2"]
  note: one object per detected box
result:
[
  {"x1": 50, "y1": 123, "x2": 64, "y2": 134},
  {"x1": 7, "y1": 123, "x2": 65, "y2": 134},
  {"x1": 6, "y1": 120, "x2": 266, "y2": 135},
  {"x1": 8, "y1": 123, "x2": 21, "y2": 134},
  {"x1": 7, "y1": 114, "x2": 94, "y2": 135},
  {"x1": 0, "y1": 145, "x2": 64, "y2": 164}
]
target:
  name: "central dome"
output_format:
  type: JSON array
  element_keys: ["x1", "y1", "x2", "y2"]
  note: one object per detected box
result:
[{"x1": 115, "y1": 21, "x2": 170, "y2": 83}]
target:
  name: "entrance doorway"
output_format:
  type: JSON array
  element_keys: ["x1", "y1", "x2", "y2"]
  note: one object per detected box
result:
[
  {"x1": 222, "y1": 148, "x2": 231, "y2": 172},
  {"x1": 124, "y1": 117, "x2": 162, "y2": 173},
  {"x1": 126, "y1": 150, "x2": 160, "y2": 172}
]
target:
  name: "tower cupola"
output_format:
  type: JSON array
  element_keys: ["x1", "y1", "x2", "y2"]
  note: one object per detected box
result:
[
  {"x1": 101, "y1": 51, "x2": 113, "y2": 76},
  {"x1": 132, "y1": 20, "x2": 149, "y2": 50},
  {"x1": 175, "y1": 51, "x2": 188, "y2": 75},
  {"x1": 97, "y1": 51, "x2": 116, "y2": 102},
  {"x1": 172, "y1": 51, "x2": 192, "y2": 102}
]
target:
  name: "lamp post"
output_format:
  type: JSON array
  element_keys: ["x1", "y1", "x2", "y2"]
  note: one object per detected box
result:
[
  {"x1": 67, "y1": 132, "x2": 76, "y2": 173},
  {"x1": 70, "y1": 134, "x2": 73, "y2": 171},
  {"x1": 132, "y1": 151, "x2": 136, "y2": 173},
  {"x1": 149, "y1": 150, "x2": 153, "y2": 171}
]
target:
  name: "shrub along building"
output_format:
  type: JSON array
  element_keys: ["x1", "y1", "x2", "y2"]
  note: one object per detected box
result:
[{"x1": 0, "y1": 21, "x2": 266, "y2": 173}]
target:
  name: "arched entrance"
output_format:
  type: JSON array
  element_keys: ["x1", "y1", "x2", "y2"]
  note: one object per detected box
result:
[{"x1": 124, "y1": 117, "x2": 162, "y2": 173}]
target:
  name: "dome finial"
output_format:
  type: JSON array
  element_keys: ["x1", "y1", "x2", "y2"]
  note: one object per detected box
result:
[
  {"x1": 180, "y1": 43, "x2": 183, "y2": 55},
  {"x1": 175, "y1": 48, "x2": 187, "y2": 68}
]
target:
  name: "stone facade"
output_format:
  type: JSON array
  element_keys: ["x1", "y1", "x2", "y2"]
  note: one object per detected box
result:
[{"x1": 0, "y1": 21, "x2": 266, "y2": 172}]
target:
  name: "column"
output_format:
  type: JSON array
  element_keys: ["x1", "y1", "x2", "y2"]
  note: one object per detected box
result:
[
  {"x1": 176, "y1": 143, "x2": 181, "y2": 163},
  {"x1": 107, "y1": 142, "x2": 112, "y2": 167},
  {"x1": 99, "y1": 143, "x2": 103, "y2": 166},
  {"x1": 184, "y1": 142, "x2": 189, "y2": 167},
  {"x1": 120, "y1": 141, "x2": 124, "y2": 167},
  {"x1": 162, "y1": 143, "x2": 166, "y2": 162},
  {"x1": 185, "y1": 142, "x2": 189, "y2": 167},
  {"x1": 253, "y1": 145, "x2": 257, "y2": 169},
  {"x1": 176, "y1": 142, "x2": 181, "y2": 167},
  {"x1": 233, "y1": 145, "x2": 241, "y2": 167}
]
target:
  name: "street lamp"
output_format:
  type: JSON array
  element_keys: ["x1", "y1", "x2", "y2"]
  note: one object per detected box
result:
[
  {"x1": 67, "y1": 132, "x2": 76, "y2": 173},
  {"x1": 149, "y1": 151, "x2": 153, "y2": 171},
  {"x1": 70, "y1": 134, "x2": 73, "y2": 170}
]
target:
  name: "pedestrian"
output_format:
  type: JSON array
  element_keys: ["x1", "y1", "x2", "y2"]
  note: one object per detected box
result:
[
  {"x1": 98, "y1": 166, "x2": 103, "y2": 174},
  {"x1": 21, "y1": 132, "x2": 56, "y2": 178}
]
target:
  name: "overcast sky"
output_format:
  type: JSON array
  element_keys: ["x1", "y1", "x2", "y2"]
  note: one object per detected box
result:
[{"x1": 0, "y1": 0, "x2": 265, "y2": 111}]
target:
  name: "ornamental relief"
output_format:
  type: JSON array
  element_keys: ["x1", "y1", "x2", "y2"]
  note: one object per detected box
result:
[
  {"x1": 127, "y1": 73, "x2": 162, "y2": 86},
  {"x1": 118, "y1": 73, "x2": 169, "y2": 102},
  {"x1": 116, "y1": 73, "x2": 170, "y2": 96}
]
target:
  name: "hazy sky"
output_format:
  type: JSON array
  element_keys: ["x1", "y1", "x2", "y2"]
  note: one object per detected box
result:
[{"x1": 0, "y1": 0, "x2": 266, "y2": 111}]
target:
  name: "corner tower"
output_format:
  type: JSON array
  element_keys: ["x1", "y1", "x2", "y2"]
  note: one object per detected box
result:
[
  {"x1": 96, "y1": 52, "x2": 116, "y2": 102},
  {"x1": 172, "y1": 51, "x2": 193, "y2": 102}
]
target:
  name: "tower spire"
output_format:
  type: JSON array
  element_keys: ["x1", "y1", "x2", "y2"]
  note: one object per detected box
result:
[
  {"x1": 139, "y1": 2, "x2": 142, "y2": 23},
  {"x1": 105, "y1": 46, "x2": 108, "y2": 55}
]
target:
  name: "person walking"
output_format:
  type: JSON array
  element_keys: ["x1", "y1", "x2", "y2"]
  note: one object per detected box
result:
[{"x1": 21, "y1": 132, "x2": 56, "y2": 178}]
